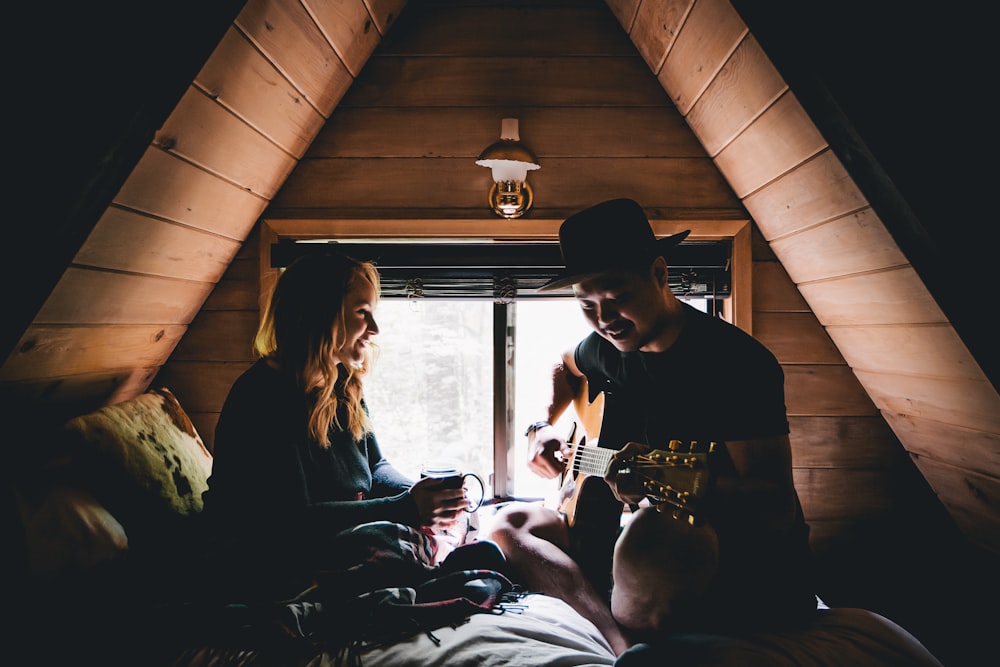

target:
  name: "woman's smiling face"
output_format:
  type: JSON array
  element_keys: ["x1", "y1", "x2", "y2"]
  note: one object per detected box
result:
[{"x1": 337, "y1": 276, "x2": 379, "y2": 368}]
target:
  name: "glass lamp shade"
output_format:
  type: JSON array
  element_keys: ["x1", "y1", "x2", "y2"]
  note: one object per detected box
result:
[{"x1": 475, "y1": 118, "x2": 540, "y2": 218}]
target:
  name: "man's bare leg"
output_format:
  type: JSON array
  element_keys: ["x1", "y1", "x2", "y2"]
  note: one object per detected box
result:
[{"x1": 484, "y1": 502, "x2": 631, "y2": 656}]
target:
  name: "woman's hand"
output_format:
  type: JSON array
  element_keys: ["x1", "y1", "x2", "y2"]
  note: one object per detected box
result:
[
  {"x1": 527, "y1": 424, "x2": 572, "y2": 479},
  {"x1": 409, "y1": 475, "x2": 469, "y2": 530}
]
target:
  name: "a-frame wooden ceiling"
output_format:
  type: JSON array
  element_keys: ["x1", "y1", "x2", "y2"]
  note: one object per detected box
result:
[{"x1": 5, "y1": 0, "x2": 997, "y2": 558}]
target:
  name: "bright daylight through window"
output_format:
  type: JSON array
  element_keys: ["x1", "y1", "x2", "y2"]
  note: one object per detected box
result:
[{"x1": 365, "y1": 297, "x2": 709, "y2": 502}]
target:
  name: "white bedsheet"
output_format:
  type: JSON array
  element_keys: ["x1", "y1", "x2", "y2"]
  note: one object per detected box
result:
[{"x1": 360, "y1": 593, "x2": 617, "y2": 667}]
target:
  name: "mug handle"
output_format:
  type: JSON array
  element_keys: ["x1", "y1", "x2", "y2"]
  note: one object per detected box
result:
[{"x1": 462, "y1": 472, "x2": 486, "y2": 512}]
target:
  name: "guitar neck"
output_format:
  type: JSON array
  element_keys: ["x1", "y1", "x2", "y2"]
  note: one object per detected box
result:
[{"x1": 571, "y1": 442, "x2": 617, "y2": 478}]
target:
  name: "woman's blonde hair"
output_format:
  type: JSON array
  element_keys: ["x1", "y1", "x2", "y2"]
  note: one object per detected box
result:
[{"x1": 254, "y1": 252, "x2": 381, "y2": 445}]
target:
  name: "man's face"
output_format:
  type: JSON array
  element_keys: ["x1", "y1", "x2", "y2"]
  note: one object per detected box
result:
[{"x1": 573, "y1": 266, "x2": 666, "y2": 352}]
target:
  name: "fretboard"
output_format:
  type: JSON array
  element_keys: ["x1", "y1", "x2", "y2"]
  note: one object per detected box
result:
[{"x1": 571, "y1": 443, "x2": 617, "y2": 478}]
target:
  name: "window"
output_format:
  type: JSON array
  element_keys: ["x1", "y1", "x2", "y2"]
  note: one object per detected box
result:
[
  {"x1": 364, "y1": 296, "x2": 711, "y2": 502},
  {"x1": 265, "y1": 231, "x2": 739, "y2": 503}
]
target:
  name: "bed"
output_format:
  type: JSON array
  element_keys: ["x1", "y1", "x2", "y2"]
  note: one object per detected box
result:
[{"x1": 10, "y1": 387, "x2": 945, "y2": 667}]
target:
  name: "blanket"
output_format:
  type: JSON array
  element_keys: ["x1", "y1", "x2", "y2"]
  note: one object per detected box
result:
[{"x1": 164, "y1": 522, "x2": 517, "y2": 666}]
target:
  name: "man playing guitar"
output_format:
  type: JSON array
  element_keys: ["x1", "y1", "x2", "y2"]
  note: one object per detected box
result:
[{"x1": 484, "y1": 199, "x2": 816, "y2": 657}]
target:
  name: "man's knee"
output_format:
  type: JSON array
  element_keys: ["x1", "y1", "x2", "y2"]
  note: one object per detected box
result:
[{"x1": 485, "y1": 502, "x2": 567, "y2": 548}]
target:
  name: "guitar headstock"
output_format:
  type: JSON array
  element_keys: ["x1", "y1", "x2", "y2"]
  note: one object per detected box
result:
[{"x1": 616, "y1": 439, "x2": 717, "y2": 525}]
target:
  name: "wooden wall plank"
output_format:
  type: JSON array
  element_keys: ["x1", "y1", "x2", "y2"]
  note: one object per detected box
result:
[
  {"x1": 270, "y1": 157, "x2": 742, "y2": 211},
  {"x1": 784, "y1": 365, "x2": 879, "y2": 417},
  {"x1": 754, "y1": 312, "x2": 842, "y2": 364},
  {"x1": 74, "y1": 206, "x2": 242, "y2": 283},
  {"x1": 155, "y1": 361, "x2": 252, "y2": 414},
  {"x1": 169, "y1": 311, "x2": 260, "y2": 362},
  {"x1": 0, "y1": 367, "x2": 161, "y2": 422},
  {"x1": 365, "y1": 0, "x2": 408, "y2": 37},
  {"x1": 769, "y1": 208, "x2": 909, "y2": 283},
  {"x1": 793, "y1": 468, "x2": 899, "y2": 520},
  {"x1": 685, "y1": 35, "x2": 786, "y2": 156},
  {"x1": 154, "y1": 87, "x2": 297, "y2": 200},
  {"x1": 798, "y1": 268, "x2": 947, "y2": 326},
  {"x1": 826, "y1": 324, "x2": 988, "y2": 383},
  {"x1": 236, "y1": 0, "x2": 354, "y2": 116},
  {"x1": 714, "y1": 92, "x2": 827, "y2": 197},
  {"x1": 788, "y1": 416, "x2": 909, "y2": 469},
  {"x1": 114, "y1": 148, "x2": 268, "y2": 240},
  {"x1": 0, "y1": 325, "x2": 186, "y2": 382},
  {"x1": 658, "y1": 0, "x2": 747, "y2": 115},
  {"x1": 194, "y1": 27, "x2": 326, "y2": 157},
  {"x1": 201, "y1": 256, "x2": 260, "y2": 311},
  {"x1": 379, "y1": 3, "x2": 635, "y2": 56},
  {"x1": 752, "y1": 260, "x2": 809, "y2": 311},
  {"x1": 35, "y1": 269, "x2": 213, "y2": 325},
  {"x1": 306, "y1": 107, "x2": 706, "y2": 158},
  {"x1": 743, "y1": 149, "x2": 866, "y2": 238},
  {"x1": 626, "y1": 0, "x2": 692, "y2": 72},
  {"x1": 303, "y1": 0, "x2": 381, "y2": 78},
  {"x1": 884, "y1": 412, "x2": 1000, "y2": 476},
  {"x1": 856, "y1": 370, "x2": 1000, "y2": 435},
  {"x1": 910, "y1": 456, "x2": 1000, "y2": 548},
  {"x1": 340, "y1": 57, "x2": 669, "y2": 107}
]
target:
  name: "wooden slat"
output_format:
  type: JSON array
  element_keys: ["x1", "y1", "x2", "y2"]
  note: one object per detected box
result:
[
  {"x1": 154, "y1": 361, "x2": 253, "y2": 413},
  {"x1": 910, "y1": 456, "x2": 1000, "y2": 550},
  {"x1": 377, "y1": 3, "x2": 635, "y2": 56},
  {"x1": 306, "y1": 107, "x2": 706, "y2": 158},
  {"x1": 884, "y1": 412, "x2": 1000, "y2": 477},
  {"x1": 658, "y1": 0, "x2": 747, "y2": 115},
  {"x1": 0, "y1": 325, "x2": 186, "y2": 382},
  {"x1": 365, "y1": 0, "x2": 409, "y2": 37},
  {"x1": 201, "y1": 257, "x2": 260, "y2": 311},
  {"x1": 753, "y1": 312, "x2": 843, "y2": 364},
  {"x1": 713, "y1": 91, "x2": 827, "y2": 197},
  {"x1": 302, "y1": 0, "x2": 381, "y2": 78},
  {"x1": 752, "y1": 260, "x2": 809, "y2": 311},
  {"x1": 169, "y1": 311, "x2": 260, "y2": 362},
  {"x1": 798, "y1": 268, "x2": 947, "y2": 326},
  {"x1": 788, "y1": 416, "x2": 909, "y2": 469},
  {"x1": 0, "y1": 367, "x2": 160, "y2": 421},
  {"x1": 783, "y1": 365, "x2": 879, "y2": 417},
  {"x1": 793, "y1": 468, "x2": 899, "y2": 520},
  {"x1": 856, "y1": 370, "x2": 1000, "y2": 435},
  {"x1": 339, "y1": 56, "x2": 669, "y2": 107},
  {"x1": 769, "y1": 209, "x2": 909, "y2": 283},
  {"x1": 625, "y1": 0, "x2": 692, "y2": 72},
  {"x1": 236, "y1": 0, "x2": 354, "y2": 116},
  {"x1": 685, "y1": 34, "x2": 786, "y2": 156},
  {"x1": 154, "y1": 87, "x2": 297, "y2": 200},
  {"x1": 35, "y1": 268, "x2": 213, "y2": 325},
  {"x1": 270, "y1": 157, "x2": 742, "y2": 212},
  {"x1": 194, "y1": 26, "x2": 327, "y2": 157},
  {"x1": 743, "y1": 149, "x2": 867, "y2": 239},
  {"x1": 826, "y1": 324, "x2": 988, "y2": 382},
  {"x1": 74, "y1": 206, "x2": 241, "y2": 283},
  {"x1": 114, "y1": 147, "x2": 268, "y2": 240}
]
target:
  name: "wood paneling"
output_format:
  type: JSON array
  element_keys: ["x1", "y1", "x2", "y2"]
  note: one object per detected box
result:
[
  {"x1": 714, "y1": 92, "x2": 827, "y2": 197},
  {"x1": 625, "y1": 0, "x2": 691, "y2": 72},
  {"x1": 685, "y1": 35, "x2": 786, "y2": 157},
  {"x1": 798, "y1": 268, "x2": 946, "y2": 326},
  {"x1": 885, "y1": 412, "x2": 1000, "y2": 476},
  {"x1": 656, "y1": 0, "x2": 747, "y2": 115},
  {"x1": 194, "y1": 27, "x2": 327, "y2": 156}
]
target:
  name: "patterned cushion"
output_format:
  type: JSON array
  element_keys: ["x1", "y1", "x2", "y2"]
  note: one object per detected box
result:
[
  {"x1": 14, "y1": 485, "x2": 128, "y2": 579},
  {"x1": 62, "y1": 387, "x2": 212, "y2": 534}
]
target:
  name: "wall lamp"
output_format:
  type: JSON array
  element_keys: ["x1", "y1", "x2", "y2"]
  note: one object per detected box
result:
[{"x1": 475, "y1": 118, "x2": 540, "y2": 219}]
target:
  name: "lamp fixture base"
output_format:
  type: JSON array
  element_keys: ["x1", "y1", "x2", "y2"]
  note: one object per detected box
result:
[{"x1": 489, "y1": 180, "x2": 533, "y2": 219}]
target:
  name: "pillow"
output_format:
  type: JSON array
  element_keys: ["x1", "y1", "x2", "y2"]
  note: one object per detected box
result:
[
  {"x1": 62, "y1": 387, "x2": 212, "y2": 536},
  {"x1": 14, "y1": 484, "x2": 128, "y2": 579}
]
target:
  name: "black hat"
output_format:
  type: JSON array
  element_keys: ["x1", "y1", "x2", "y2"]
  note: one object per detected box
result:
[{"x1": 538, "y1": 198, "x2": 690, "y2": 291}]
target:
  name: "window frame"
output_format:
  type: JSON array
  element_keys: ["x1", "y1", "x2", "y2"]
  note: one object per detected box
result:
[{"x1": 259, "y1": 217, "x2": 752, "y2": 498}]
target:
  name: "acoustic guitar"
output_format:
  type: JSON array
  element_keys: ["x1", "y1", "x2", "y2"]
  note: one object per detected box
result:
[{"x1": 558, "y1": 435, "x2": 716, "y2": 527}]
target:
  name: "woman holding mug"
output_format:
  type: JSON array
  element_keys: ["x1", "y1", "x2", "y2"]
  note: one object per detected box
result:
[{"x1": 201, "y1": 251, "x2": 469, "y2": 602}]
